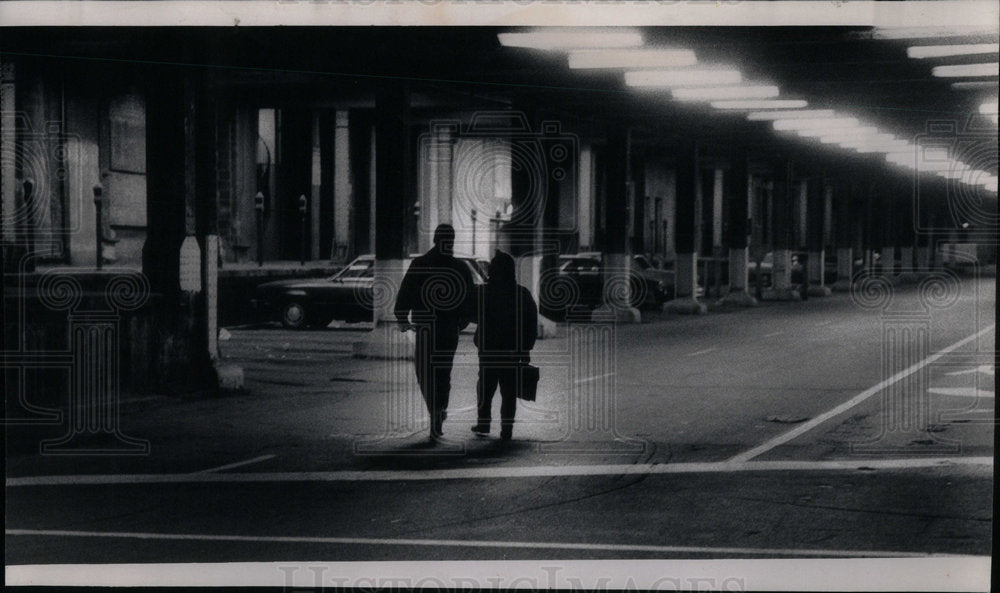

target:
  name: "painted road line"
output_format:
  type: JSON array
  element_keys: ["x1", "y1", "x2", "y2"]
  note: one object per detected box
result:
[
  {"x1": 196, "y1": 455, "x2": 277, "y2": 474},
  {"x1": 945, "y1": 365, "x2": 994, "y2": 377},
  {"x1": 928, "y1": 388, "x2": 995, "y2": 398},
  {"x1": 3, "y1": 528, "x2": 968, "y2": 558},
  {"x1": 574, "y1": 372, "x2": 614, "y2": 385},
  {"x1": 686, "y1": 347, "x2": 718, "y2": 357},
  {"x1": 727, "y1": 324, "x2": 996, "y2": 464},
  {"x1": 763, "y1": 331, "x2": 784, "y2": 338},
  {"x1": 6, "y1": 457, "x2": 991, "y2": 487}
]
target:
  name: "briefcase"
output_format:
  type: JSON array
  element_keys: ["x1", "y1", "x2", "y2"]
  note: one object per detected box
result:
[{"x1": 519, "y1": 364, "x2": 540, "y2": 401}]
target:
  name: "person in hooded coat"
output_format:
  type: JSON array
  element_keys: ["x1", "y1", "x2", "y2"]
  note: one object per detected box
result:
[{"x1": 471, "y1": 250, "x2": 538, "y2": 441}]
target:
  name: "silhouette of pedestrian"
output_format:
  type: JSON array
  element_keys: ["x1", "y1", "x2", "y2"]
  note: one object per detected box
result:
[
  {"x1": 395, "y1": 224, "x2": 474, "y2": 440},
  {"x1": 471, "y1": 250, "x2": 538, "y2": 441}
]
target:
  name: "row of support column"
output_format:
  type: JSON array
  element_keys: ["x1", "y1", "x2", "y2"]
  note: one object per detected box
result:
[{"x1": 361, "y1": 87, "x2": 957, "y2": 337}]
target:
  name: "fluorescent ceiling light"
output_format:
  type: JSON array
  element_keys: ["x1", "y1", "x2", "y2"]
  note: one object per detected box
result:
[
  {"x1": 951, "y1": 81, "x2": 999, "y2": 91},
  {"x1": 874, "y1": 27, "x2": 999, "y2": 40},
  {"x1": 844, "y1": 142, "x2": 912, "y2": 152},
  {"x1": 853, "y1": 145, "x2": 913, "y2": 154},
  {"x1": 907, "y1": 43, "x2": 1000, "y2": 59},
  {"x1": 773, "y1": 117, "x2": 859, "y2": 131},
  {"x1": 625, "y1": 69, "x2": 742, "y2": 87},
  {"x1": 747, "y1": 109, "x2": 836, "y2": 121},
  {"x1": 498, "y1": 30, "x2": 643, "y2": 50},
  {"x1": 569, "y1": 49, "x2": 696, "y2": 69},
  {"x1": 672, "y1": 85, "x2": 779, "y2": 101},
  {"x1": 932, "y1": 63, "x2": 999, "y2": 78},
  {"x1": 839, "y1": 133, "x2": 905, "y2": 145},
  {"x1": 815, "y1": 128, "x2": 880, "y2": 142},
  {"x1": 980, "y1": 101, "x2": 998, "y2": 113},
  {"x1": 712, "y1": 100, "x2": 808, "y2": 110}
]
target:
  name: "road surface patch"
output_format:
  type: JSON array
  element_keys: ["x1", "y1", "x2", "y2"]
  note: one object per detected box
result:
[
  {"x1": 727, "y1": 324, "x2": 995, "y2": 463},
  {"x1": 7, "y1": 456, "x2": 991, "y2": 487}
]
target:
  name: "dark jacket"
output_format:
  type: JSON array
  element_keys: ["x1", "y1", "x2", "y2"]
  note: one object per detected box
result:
[
  {"x1": 474, "y1": 251, "x2": 538, "y2": 359},
  {"x1": 394, "y1": 247, "x2": 475, "y2": 343}
]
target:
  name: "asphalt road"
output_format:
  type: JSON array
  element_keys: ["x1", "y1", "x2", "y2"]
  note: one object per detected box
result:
[{"x1": 5, "y1": 275, "x2": 995, "y2": 573}]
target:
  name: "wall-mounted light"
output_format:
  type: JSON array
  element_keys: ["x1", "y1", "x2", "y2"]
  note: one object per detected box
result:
[{"x1": 569, "y1": 49, "x2": 696, "y2": 69}]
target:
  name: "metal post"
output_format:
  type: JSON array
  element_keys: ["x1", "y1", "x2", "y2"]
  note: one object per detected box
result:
[
  {"x1": 299, "y1": 194, "x2": 308, "y2": 265},
  {"x1": 92, "y1": 183, "x2": 103, "y2": 270},
  {"x1": 471, "y1": 208, "x2": 477, "y2": 256},
  {"x1": 801, "y1": 252, "x2": 809, "y2": 301},
  {"x1": 254, "y1": 191, "x2": 265, "y2": 267}
]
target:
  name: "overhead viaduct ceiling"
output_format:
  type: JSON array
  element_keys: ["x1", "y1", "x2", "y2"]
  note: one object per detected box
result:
[{"x1": 4, "y1": 26, "x2": 997, "y2": 185}]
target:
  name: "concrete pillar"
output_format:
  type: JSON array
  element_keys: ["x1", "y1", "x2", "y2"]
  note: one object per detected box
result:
[
  {"x1": 895, "y1": 182, "x2": 919, "y2": 284},
  {"x1": 719, "y1": 150, "x2": 756, "y2": 307},
  {"x1": 762, "y1": 160, "x2": 800, "y2": 301},
  {"x1": 578, "y1": 144, "x2": 594, "y2": 250},
  {"x1": 142, "y1": 66, "x2": 228, "y2": 393},
  {"x1": 805, "y1": 175, "x2": 831, "y2": 297},
  {"x1": 503, "y1": 110, "x2": 558, "y2": 337},
  {"x1": 353, "y1": 81, "x2": 412, "y2": 359},
  {"x1": 831, "y1": 180, "x2": 854, "y2": 292},
  {"x1": 332, "y1": 110, "x2": 351, "y2": 260},
  {"x1": 663, "y1": 139, "x2": 706, "y2": 314},
  {"x1": 597, "y1": 126, "x2": 640, "y2": 322},
  {"x1": 309, "y1": 112, "x2": 322, "y2": 261}
]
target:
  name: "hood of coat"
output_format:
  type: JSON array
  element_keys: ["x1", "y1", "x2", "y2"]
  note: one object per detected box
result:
[{"x1": 487, "y1": 250, "x2": 517, "y2": 289}]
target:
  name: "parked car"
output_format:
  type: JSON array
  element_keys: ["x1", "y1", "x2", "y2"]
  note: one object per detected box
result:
[
  {"x1": 539, "y1": 252, "x2": 673, "y2": 320},
  {"x1": 254, "y1": 254, "x2": 487, "y2": 329},
  {"x1": 747, "y1": 251, "x2": 839, "y2": 288}
]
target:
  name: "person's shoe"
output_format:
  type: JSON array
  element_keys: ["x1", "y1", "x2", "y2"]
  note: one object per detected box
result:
[
  {"x1": 430, "y1": 421, "x2": 444, "y2": 440},
  {"x1": 471, "y1": 424, "x2": 490, "y2": 436},
  {"x1": 500, "y1": 428, "x2": 512, "y2": 441}
]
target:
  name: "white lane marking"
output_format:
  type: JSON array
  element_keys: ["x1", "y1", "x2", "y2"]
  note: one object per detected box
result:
[
  {"x1": 3, "y1": 528, "x2": 965, "y2": 558},
  {"x1": 945, "y1": 365, "x2": 994, "y2": 377},
  {"x1": 815, "y1": 320, "x2": 833, "y2": 327},
  {"x1": 6, "y1": 457, "x2": 991, "y2": 487},
  {"x1": 574, "y1": 372, "x2": 614, "y2": 385},
  {"x1": 686, "y1": 347, "x2": 718, "y2": 357},
  {"x1": 928, "y1": 388, "x2": 995, "y2": 399},
  {"x1": 764, "y1": 331, "x2": 784, "y2": 338},
  {"x1": 196, "y1": 455, "x2": 276, "y2": 474},
  {"x1": 728, "y1": 324, "x2": 996, "y2": 464}
]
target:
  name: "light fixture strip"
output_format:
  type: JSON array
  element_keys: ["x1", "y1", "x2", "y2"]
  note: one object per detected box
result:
[
  {"x1": 625, "y1": 69, "x2": 743, "y2": 88},
  {"x1": 672, "y1": 85, "x2": 780, "y2": 101},
  {"x1": 907, "y1": 43, "x2": 1000, "y2": 59},
  {"x1": 931, "y1": 62, "x2": 999, "y2": 78},
  {"x1": 569, "y1": 49, "x2": 697, "y2": 69}
]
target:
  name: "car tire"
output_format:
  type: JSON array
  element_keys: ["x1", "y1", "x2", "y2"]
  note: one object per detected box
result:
[{"x1": 280, "y1": 300, "x2": 309, "y2": 329}]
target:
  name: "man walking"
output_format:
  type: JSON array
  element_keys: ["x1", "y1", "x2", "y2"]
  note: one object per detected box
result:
[
  {"x1": 471, "y1": 250, "x2": 538, "y2": 441},
  {"x1": 395, "y1": 224, "x2": 474, "y2": 440}
]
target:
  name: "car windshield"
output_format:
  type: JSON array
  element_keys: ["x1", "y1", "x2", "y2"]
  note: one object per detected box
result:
[
  {"x1": 331, "y1": 256, "x2": 485, "y2": 284},
  {"x1": 331, "y1": 258, "x2": 374, "y2": 280}
]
